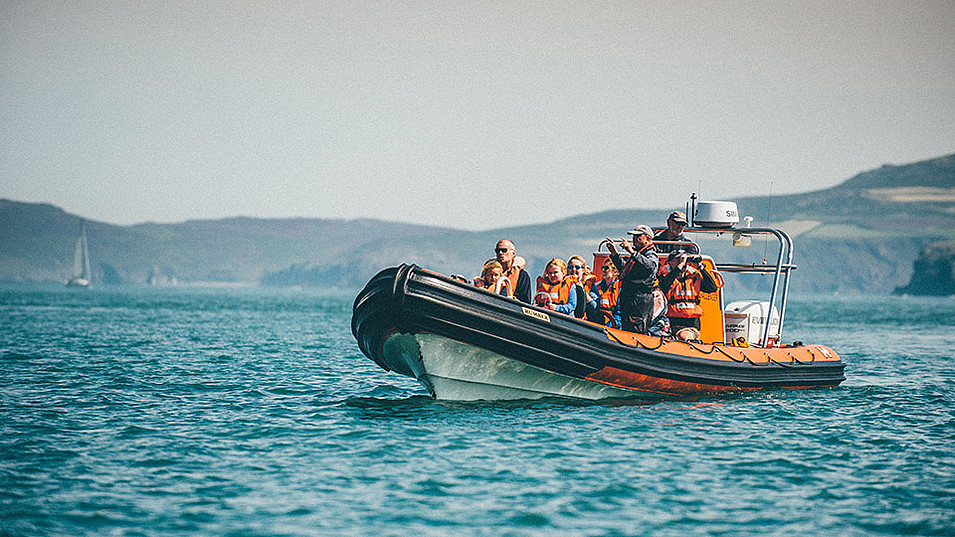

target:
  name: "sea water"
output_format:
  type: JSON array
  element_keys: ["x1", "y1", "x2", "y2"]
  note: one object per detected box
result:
[{"x1": 1, "y1": 285, "x2": 952, "y2": 537}]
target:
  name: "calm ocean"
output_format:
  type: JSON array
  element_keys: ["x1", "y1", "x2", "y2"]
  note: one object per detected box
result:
[{"x1": 1, "y1": 285, "x2": 952, "y2": 537}]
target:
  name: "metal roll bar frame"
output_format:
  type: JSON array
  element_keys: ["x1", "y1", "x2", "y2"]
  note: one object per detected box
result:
[{"x1": 656, "y1": 226, "x2": 794, "y2": 346}]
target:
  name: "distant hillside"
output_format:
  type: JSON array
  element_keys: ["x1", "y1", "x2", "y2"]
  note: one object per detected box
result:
[
  {"x1": 729, "y1": 153, "x2": 955, "y2": 233},
  {"x1": 2, "y1": 152, "x2": 953, "y2": 293},
  {"x1": 0, "y1": 201, "x2": 457, "y2": 285}
]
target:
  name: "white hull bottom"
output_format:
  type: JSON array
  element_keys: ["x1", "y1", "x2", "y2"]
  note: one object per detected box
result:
[{"x1": 381, "y1": 333, "x2": 638, "y2": 401}]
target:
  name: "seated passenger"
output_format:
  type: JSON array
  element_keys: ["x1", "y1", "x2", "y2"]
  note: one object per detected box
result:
[
  {"x1": 535, "y1": 258, "x2": 577, "y2": 315},
  {"x1": 567, "y1": 256, "x2": 596, "y2": 288},
  {"x1": 474, "y1": 259, "x2": 503, "y2": 289},
  {"x1": 566, "y1": 255, "x2": 595, "y2": 319},
  {"x1": 588, "y1": 262, "x2": 621, "y2": 329},
  {"x1": 494, "y1": 239, "x2": 532, "y2": 303}
]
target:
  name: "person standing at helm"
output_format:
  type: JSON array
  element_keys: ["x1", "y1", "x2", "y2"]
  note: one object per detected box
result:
[
  {"x1": 494, "y1": 239, "x2": 532, "y2": 303},
  {"x1": 653, "y1": 211, "x2": 699, "y2": 255},
  {"x1": 605, "y1": 225, "x2": 659, "y2": 334}
]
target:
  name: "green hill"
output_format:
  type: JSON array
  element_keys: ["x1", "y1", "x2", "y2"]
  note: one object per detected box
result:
[{"x1": 2, "y1": 153, "x2": 953, "y2": 293}]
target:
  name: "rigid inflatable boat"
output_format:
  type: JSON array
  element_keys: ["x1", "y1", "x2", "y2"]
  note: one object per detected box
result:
[{"x1": 351, "y1": 199, "x2": 845, "y2": 401}]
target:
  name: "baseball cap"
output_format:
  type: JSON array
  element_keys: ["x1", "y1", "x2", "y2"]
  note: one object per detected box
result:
[
  {"x1": 628, "y1": 224, "x2": 654, "y2": 237},
  {"x1": 668, "y1": 211, "x2": 688, "y2": 224}
]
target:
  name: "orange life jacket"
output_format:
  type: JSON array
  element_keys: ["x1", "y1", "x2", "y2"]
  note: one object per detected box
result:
[
  {"x1": 493, "y1": 275, "x2": 514, "y2": 298},
  {"x1": 536, "y1": 276, "x2": 573, "y2": 305},
  {"x1": 503, "y1": 265, "x2": 521, "y2": 295},
  {"x1": 565, "y1": 274, "x2": 597, "y2": 296},
  {"x1": 595, "y1": 280, "x2": 620, "y2": 324},
  {"x1": 664, "y1": 267, "x2": 704, "y2": 318},
  {"x1": 579, "y1": 274, "x2": 597, "y2": 295}
]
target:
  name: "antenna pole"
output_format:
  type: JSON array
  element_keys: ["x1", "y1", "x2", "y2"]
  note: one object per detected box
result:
[
  {"x1": 763, "y1": 182, "x2": 774, "y2": 261},
  {"x1": 688, "y1": 193, "x2": 697, "y2": 227}
]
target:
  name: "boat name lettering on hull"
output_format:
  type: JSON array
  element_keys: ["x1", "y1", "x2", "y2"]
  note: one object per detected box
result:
[{"x1": 521, "y1": 307, "x2": 551, "y2": 322}]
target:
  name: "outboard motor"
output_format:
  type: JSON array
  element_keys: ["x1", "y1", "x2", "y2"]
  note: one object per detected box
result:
[{"x1": 724, "y1": 300, "x2": 780, "y2": 346}]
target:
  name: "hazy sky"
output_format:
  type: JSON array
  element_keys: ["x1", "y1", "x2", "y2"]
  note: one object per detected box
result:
[{"x1": 2, "y1": 1, "x2": 953, "y2": 229}]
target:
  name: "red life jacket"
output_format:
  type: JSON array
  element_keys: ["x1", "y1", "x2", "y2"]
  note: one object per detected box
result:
[{"x1": 665, "y1": 267, "x2": 704, "y2": 318}]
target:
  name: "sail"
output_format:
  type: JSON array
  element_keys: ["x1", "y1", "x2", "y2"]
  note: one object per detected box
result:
[
  {"x1": 81, "y1": 225, "x2": 91, "y2": 281},
  {"x1": 67, "y1": 222, "x2": 92, "y2": 286}
]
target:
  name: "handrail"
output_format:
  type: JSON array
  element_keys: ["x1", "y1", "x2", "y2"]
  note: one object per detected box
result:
[
  {"x1": 678, "y1": 226, "x2": 793, "y2": 345},
  {"x1": 776, "y1": 229, "x2": 795, "y2": 343},
  {"x1": 647, "y1": 238, "x2": 700, "y2": 249},
  {"x1": 715, "y1": 263, "x2": 797, "y2": 273}
]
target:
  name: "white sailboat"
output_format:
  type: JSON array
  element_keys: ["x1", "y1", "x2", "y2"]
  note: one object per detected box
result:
[{"x1": 66, "y1": 222, "x2": 92, "y2": 287}]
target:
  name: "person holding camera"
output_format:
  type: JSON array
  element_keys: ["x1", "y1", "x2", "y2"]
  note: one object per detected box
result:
[{"x1": 659, "y1": 250, "x2": 719, "y2": 333}]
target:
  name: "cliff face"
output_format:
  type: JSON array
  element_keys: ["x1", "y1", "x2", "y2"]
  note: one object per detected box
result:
[{"x1": 894, "y1": 240, "x2": 955, "y2": 296}]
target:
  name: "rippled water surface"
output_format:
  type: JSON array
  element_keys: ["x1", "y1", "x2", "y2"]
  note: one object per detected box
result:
[{"x1": 2, "y1": 285, "x2": 953, "y2": 536}]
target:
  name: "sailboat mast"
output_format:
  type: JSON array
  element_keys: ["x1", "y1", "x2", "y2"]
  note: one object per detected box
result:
[
  {"x1": 73, "y1": 231, "x2": 84, "y2": 278},
  {"x1": 81, "y1": 224, "x2": 91, "y2": 280}
]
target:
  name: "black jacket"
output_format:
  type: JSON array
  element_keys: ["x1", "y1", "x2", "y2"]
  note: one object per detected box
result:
[
  {"x1": 513, "y1": 269, "x2": 532, "y2": 304},
  {"x1": 611, "y1": 246, "x2": 659, "y2": 299}
]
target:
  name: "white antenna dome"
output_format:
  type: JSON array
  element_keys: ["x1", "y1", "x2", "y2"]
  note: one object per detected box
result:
[{"x1": 693, "y1": 201, "x2": 740, "y2": 227}]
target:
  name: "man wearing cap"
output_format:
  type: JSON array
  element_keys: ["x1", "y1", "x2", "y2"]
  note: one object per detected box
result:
[
  {"x1": 653, "y1": 211, "x2": 699, "y2": 255},
  {"x1": 604, "y1": 225, "x2": 659, "y2": 334}
]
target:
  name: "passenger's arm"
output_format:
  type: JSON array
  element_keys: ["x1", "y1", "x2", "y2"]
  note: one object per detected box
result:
[
  {"x1": 699, "y1": 265, "x2": 719, "y2": 293},
  {"x1": 609, "y1": 253, "x2": 626, "y2": 273},
  {"x1": 586, "y1": 287, "x2": 600, "y2": 311},
  {"x1": 658, "y1": 271, "x2": 676, "y2": 294},
  {"x1": 552, "y1": 287, "x2": 577, "y2": 315}
]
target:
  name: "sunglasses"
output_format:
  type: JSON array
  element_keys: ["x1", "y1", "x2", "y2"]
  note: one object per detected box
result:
[
  {"x1": 568, "y1": 264, "x2": 584, "y2": 270},
  {"x1": 495, "y1": 248, "x2": 510, "y2": 253}
]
